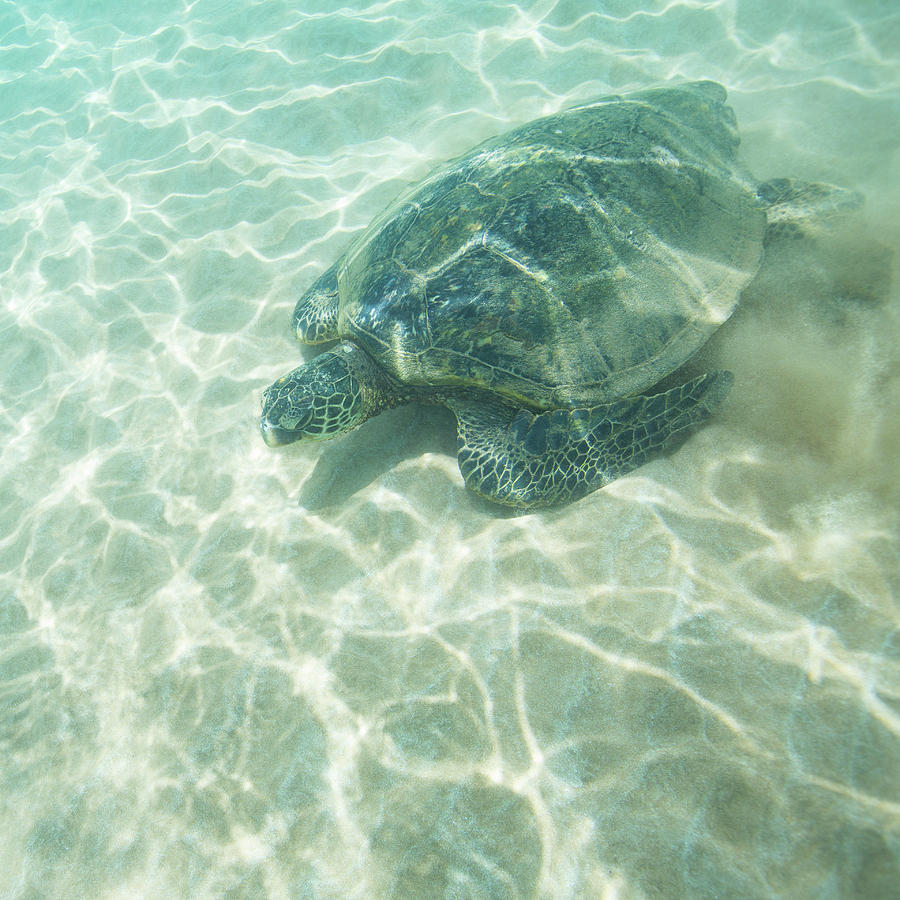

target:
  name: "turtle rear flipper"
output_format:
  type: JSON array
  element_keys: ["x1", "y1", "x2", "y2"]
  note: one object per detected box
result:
[
  {"x1": 292, "y1": 262, "x2": 340, "y2": 343},
  {"x1": 759, "y1": 178, "x2": 863, "y2": 244},
  {"x1": 448, "y1": 371, "x2": 733, "y2": 509}
]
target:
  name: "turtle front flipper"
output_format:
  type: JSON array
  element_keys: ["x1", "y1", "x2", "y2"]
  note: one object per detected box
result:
[
  {"x1": 292, "y1": 262, "x2": 341, "y2": 344},
  {"x1": 447, "y1": 371, "x2": 733, "y2": 509}
]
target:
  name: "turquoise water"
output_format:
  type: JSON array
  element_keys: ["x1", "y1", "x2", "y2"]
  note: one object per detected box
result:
[{"x1": 1, "y1": 0, "x2": 899, "y2": 897}]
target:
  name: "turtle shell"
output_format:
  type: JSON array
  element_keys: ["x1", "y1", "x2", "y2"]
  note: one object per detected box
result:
[{"x1": 336, "y1": 81, "x2": 766, "y2": 408}]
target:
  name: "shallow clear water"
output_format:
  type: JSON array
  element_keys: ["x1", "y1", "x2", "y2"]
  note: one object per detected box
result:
[{"x1": 1, "y1": 1, "x2": 899, "y2": 897}]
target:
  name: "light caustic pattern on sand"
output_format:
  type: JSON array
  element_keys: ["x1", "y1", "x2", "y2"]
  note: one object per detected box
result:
[{"x1": 1, "y1": 0, "x2": 899, "y2": 897}]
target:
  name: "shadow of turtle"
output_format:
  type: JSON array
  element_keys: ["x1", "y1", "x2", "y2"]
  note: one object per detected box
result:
[
  {"x1": 297, "y1": 404, "x2": 554, "y2": 518},
  {"x1": 297, "y1": 403, "x2": 459, "y2": 510}
]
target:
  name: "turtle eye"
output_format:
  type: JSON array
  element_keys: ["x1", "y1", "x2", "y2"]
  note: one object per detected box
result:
[
  {"x1": 259, "y1": 394, "x2": 313, "y2": 446},
  {"x1": 277, "y1": 405, "x2": 313, "y2": 433}
]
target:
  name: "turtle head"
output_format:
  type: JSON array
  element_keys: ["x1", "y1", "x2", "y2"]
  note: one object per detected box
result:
[{"x1": 260, "y1": 342, "x2": 388, "y2": 446}]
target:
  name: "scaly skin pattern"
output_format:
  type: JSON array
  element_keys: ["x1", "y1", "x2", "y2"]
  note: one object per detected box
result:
[
  {"x1": 293, "y1": 265, "x2": 340, "y2": 344},
  {"x1": 261, "y1": 343, "x2": 399, "y2": 446},
  {"x1": 448, "y1": 371, "x2": 733, "y2": 508}
]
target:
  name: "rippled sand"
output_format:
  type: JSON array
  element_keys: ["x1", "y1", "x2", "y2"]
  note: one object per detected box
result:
[{"x1": 1, "y1": 1, "x2": 898, "y2": 897}]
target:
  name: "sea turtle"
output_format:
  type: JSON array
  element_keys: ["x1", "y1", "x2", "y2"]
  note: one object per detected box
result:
[{"x1": 261, "y1": 81, "x2": 859, "y2": 509}]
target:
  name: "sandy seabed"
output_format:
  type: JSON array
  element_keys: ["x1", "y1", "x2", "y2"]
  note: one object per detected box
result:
[{"x1": 1, "y1": 1, "x2": 898, "y2": 897}]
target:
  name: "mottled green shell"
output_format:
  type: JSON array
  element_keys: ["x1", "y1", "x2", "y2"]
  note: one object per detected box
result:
[{"x1": 337, "y1": 81, "x2": 766, "y2": 408}]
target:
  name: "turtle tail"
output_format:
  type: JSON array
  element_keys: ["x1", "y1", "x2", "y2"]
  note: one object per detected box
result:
[{"x1": 758, "y1": 177, "x2": 863, "y2": 244}]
